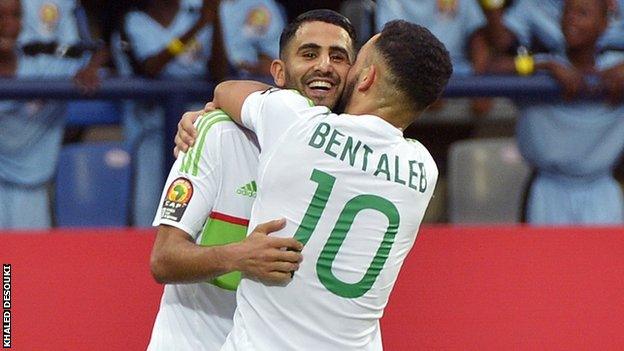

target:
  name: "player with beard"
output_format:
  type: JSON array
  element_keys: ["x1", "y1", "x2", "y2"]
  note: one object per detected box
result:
[
  {"x1": 148, "y1": 10, "x2": 357, "y2": 350},
  {"x1": 185, "y1": 20, "x2": 452, "y2": 350}
]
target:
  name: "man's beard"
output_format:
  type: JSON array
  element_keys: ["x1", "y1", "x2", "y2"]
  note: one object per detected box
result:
[
  {"x1": 334, "y1": 73, "x2": 357, "y2": 114},
  {"x1": 284, "y1": 69, "x2": 341, "y2": 108}
]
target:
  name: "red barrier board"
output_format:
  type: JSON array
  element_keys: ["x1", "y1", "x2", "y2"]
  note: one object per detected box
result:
[
  {"x1": 2, "y1": 226, "x2": 624, "y2": 350},
  {"x1": 3, "y1": 229, "x2": 162, "y2": 351}
]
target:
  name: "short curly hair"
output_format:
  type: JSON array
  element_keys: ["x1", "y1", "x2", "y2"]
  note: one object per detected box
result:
[
  {"x1": 374, "y1": 20, "x2": 453, "y2": 111},
  {"x1": 279, "y1": 9, "x2": 357, "y2": 60}
]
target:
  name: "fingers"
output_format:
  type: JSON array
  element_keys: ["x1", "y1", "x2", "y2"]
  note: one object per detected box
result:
[
  {"x1": 269, "y1": 238, "x2": 303, "y2": 252},
  {"x1": 180, "y1": 110, "x2": 201, "y2": 136},
  {"x1": 204, "y1": 101, "x2": 217, "y2": 112},
  {"x1": 258, "y1": 262, "x2": 300, "y2": 285},
  {"x1": 270, "y1": 249, "x2": 302, "y2": 264},
  {"x1": 251, "y1": 219, "x2": 304, "y2": 251},
  {"x1": 176, "y1": 110, "x2": 201, "y2": 151},
  {"x1": 173, "y1": 146, "x2": 180, "y2": 158},
  {"x1": 271, "y1": 261, "x2": 300, "y2": 273},
  {"x1": 179, "y1": 126, "x2": 196, "y2": 149},
  {"x1": 253, "y1": 218, "x2": 287, "y2": 236},
  {"x1": 73, "y1": 70, "x2": 101, "y2": 95},
  {"x1": 262, "y1": 271, "x2": 295, "y2": 286},
  {"x1": 174, "y1": 131, "x2": 190, "y2": 154}
]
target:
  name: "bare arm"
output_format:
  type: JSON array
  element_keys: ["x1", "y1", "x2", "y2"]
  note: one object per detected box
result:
[
  {"x1": 150, "y1": 219, "x2": 303, "y2": 285},
  {"x1": 207, "y1": 0, "x2": 227, "y2": 82},
  {"x1": 141, "y1": 0, "x2": 219, "y2": 77},
  {"x1": 150, "y1": 225, "x2": 234, "y2": 283},
  {"x1": 73, "y1": 45, "x2": 110, "y2": 93},
  {"x1": 173, "y1": 79, "x2": 271, "y2": 156},
  {"x1": 213, "y1": 80, "x2": 272, "y2": 124},
  {"x1": 599, "y1": 62, "x2": 624, "y2": 105}
]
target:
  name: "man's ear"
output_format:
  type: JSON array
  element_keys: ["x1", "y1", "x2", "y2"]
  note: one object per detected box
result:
[
  {"x1": 357, "y1": 65, "x2": 376, "y2": 92},
  {"x1": 271, "y1": 59, "x2": 287, "y2": 87}
]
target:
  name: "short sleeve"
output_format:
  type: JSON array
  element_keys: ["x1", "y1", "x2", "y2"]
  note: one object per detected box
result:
[
  {"x1": 597, "y1": 51, "x2": 624, "y2": 71},
  {"x1": 152, "y1": 112, "x2": 228, "y2": 238},
  {"x1": 56, "y1": 1, "x2": 82, "y2": 45},
  {"x1": 221, "y1": 0, "x2": 284, "y2": 65},
  {"x1": 241, "y1": 89, "x2": 316, "y2": 150},
  {"x1": 124, "y1": 12, "x2": 168, "y2": 61},
  {"x1": 257, "y1": 0, "x2": 284, "y2": 59},
  {"x1": 462, "y1": 0, "x2": 486, "y2": 37},
  {"x1": 503, "y1": 0, "x2": 533, "y2": 47}
]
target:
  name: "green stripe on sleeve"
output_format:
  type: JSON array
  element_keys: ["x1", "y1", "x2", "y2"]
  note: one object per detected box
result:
[
  {"x1": 180, "y1": 114, "x2": 211, "y2": 173},
  {"x1": 179, "y1": 111, "x2": 231, "y2": 175},
  {"x1": 191, "y1": 115, "x2": 231, "y2": 176}
]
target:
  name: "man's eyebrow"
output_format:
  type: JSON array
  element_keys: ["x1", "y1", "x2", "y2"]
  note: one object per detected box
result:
[
  {"x1": 296, "y1": 43, "x2": 322, "y2": 53},
  {"x1": 329, "y1": 46, "x2": 350, "y2": 57},
  {"x1": 297, "y1": 43, "x2": 352, "y2": 61}
]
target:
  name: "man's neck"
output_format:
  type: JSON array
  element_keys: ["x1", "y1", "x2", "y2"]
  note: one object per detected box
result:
[
  {"x1": 0, "y1": 51, "x2": 17, "y2": 77},
  {"x1": 147, "y1": 0, "x2": 180, "y2": 27},
  {"x1": 345, "y1": 94, "x2": 408, "y2": 132}
]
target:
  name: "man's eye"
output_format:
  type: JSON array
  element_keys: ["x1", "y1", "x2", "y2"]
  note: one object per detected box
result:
[
  {"x1": 331, "y1": 55, "x2": 346, "y2": 62},
  {"x1": 303, "y1": 52, "x2": 316, "y2": 59}
]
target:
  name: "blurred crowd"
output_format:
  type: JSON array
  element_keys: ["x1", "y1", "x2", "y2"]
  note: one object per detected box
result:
[{"x1": 1, "y1": 0, "x2": 623, "y2": 229}]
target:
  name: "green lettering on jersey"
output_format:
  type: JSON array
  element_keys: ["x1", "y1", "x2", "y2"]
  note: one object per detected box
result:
[
  {"x1": 292, "y1": 169, "x2": 401, "y2": 299},
  {"x1": 317, "y1": 194, "x2": 400, "y2": 298},
  {"x1": 324, "y1": 128, "x2": 345, "y2": 157},
  {"x1": 339, "y1": 136, "x2": 362, "y2": 167},
  {"x1": 374, "y1": 154, "x2": 391, "y2": 180},
  {"x1": 362, "y1": 145, "x2": 373, "y2": 172},
  {"x1": 309, "y1": 122, "x2": 331, "y2": 149},
  {"x1": 292, "y1": 169, "x2": 336, "y2": 245},
  {"x1": 408, "y1": 160, "x2": 419, "y2": 191},
  {"x1": 418, "y1": 162, "x2": 428, "y2": 193},
  {"x1": 393, "y1": 155, "x2": 406, "y2": 185}
]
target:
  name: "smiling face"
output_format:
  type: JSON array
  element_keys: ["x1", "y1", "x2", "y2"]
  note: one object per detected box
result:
[
  {"x1": 562, "y1": 0, "x2": 607, "y2": 50},
  {"x1": 0, "y1": 0, "x2": 21, "y2": 54},
  {"x1": 276, "y1": 21, "x2": 354, "y2": 109}
]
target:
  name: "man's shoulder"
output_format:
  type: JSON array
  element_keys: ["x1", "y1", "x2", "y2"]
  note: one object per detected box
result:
[
  {"x1": 124, "y1": 10, "x2": 153, "y2": 29},
  {"x1": 259, "y1": 87, "x2": 311, "y2": 101},
  {"x1": 194, "y1": 111, "x2": 250, "y2": 139},
  {"x1": 249, "y1": 88, "x2": 319, "y2": 113},
  {"x1": 404, "y1": 138, "x2": 435, "y2": 159}
]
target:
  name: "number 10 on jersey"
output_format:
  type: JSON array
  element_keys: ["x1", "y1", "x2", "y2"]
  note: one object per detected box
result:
[{"x1": 292, "y1": 169, "x2": 401, "y2": 298}]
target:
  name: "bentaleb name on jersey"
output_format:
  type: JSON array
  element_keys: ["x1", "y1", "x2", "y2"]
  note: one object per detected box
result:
[{"x1": 308, "y1": 122, "x2": 428, "y2": 193}]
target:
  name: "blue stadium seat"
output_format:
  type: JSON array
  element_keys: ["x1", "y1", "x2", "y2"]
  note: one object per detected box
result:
[
  {"x1": 65, "y1": 100, "x2": 121, "y2": 127},
  {"x1": 55, "y1": 142, "x2": 132, "y2": 227},
  {"x1": 448, "y1": 138, "x2": 531, "y2": 223}
]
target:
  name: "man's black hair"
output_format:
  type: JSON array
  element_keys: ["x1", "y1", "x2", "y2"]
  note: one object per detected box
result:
[
  {"x1": 278, "y1": 9, "x2": 357, "y2": 59},
  {"x1": 375, "y1": 20, "x2": 453, "y2": 111}
]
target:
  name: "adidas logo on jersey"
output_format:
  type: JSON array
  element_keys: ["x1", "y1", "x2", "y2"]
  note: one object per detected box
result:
[{"x1": 236, "y1": 181, "x2": 257, "y2": 197}]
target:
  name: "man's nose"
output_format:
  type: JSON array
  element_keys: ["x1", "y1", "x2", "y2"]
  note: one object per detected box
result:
[{"x1": 315, "y1": 55, "x2": 334, "y2": 73}]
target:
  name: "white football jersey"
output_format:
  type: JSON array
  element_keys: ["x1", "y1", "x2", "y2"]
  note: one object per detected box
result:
[
  {"x1": 221, "y1": 89, "x2": 438, "y2": 351},
  {"x1": 149, "y1": 111, "x2": 259, "y2": 350}
]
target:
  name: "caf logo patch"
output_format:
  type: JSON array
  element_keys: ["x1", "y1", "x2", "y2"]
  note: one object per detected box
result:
[
  {"x1": 161, "y1": 177, "x2": 194, "y2": 222},
  {"x1": 39, "y1": 3, "x2": 60, "y2": 34},
  {"x1": 244, "y1": 6, "x2": 271, "y2": 36}
]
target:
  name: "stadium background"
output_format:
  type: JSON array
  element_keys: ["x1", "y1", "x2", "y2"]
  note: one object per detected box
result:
[{"x1": 2, "y1": 0, "x2": 624, "y2": 349}]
